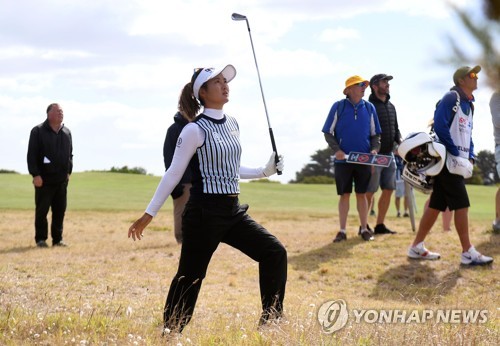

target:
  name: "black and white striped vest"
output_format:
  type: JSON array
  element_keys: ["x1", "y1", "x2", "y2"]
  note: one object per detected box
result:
[{"x1": 192, "y1": 114, "x2": 241, "y2": 194}]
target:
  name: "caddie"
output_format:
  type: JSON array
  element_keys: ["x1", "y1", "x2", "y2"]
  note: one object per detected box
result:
[{"x1": 406, "y1": 65, "x2": 493, "y2": 266}]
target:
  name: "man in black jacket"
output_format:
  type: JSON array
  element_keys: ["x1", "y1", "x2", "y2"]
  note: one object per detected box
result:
[
  {"x1": 27, "y1": 103, "x2": 73, "y2": 247},
  {"x1": 163, "y1": 111, "x2": 194, "y2": 244},
  {"x1": 366, "y1": 74, "x2": 402, "y2": 235}
]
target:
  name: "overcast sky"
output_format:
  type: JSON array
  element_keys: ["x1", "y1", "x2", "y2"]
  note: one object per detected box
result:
[{"x1": 0, "y1": 0, "x2": 496, "y2": 183}]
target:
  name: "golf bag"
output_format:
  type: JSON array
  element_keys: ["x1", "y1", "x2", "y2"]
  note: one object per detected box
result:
[{"x1": 398, "y1": 132, "x2": 446, "y2": 194}]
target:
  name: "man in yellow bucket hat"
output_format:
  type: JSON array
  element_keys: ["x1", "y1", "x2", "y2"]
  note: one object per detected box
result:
[{"x1": 322, "y1": 75, "x2": 381, "y2": 243}]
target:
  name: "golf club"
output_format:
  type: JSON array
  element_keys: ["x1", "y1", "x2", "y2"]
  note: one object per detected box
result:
[{"x1": 231, "y1": 12, "x2": 281, "y2": 175}]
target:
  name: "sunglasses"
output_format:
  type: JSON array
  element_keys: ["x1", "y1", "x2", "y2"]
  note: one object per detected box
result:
[
  {"x1": 467, "y1": 72, "x2": 478, "y2": 79},
  {"x1": 357, "y1": 82, "x2": 367, "y2": 88}
]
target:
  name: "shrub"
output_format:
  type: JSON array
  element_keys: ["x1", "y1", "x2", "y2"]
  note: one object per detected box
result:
[
  {"x1": 249, "y1": 178, "x2": 280, "y2": 184},
  {"x1": 300, "y1": 175, "x2": 335, "y2": 184},
  {"x1": 109, "y1": 166, "x2": 147, "y2": 175}
]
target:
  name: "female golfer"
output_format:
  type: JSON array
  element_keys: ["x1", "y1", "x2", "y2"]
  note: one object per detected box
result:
[{"x1": 128, "y1": 65, "x2": 287, "y2": 333}]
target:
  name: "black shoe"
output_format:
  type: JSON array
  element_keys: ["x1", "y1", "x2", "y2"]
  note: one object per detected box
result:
[
  {"x1": 36, "y1": 241, "x2": 48, "y2": 248},
  {"x1": 370, "y1": 210, "x2": 376, "y2": 216},
  {"x1": 374, "y1": 223, "x2": 397, "y2": 234},
  {"x1": 403, "y1": 212, "x2": 409, "y2": 217},
  {"x1": 333, "y1": 231, "x2": 347, "y2": 243},
  {"x1": 53, "y1": 241, "x2": 68, "y2": 247},
  {"x1": 358, "y1": 227, "x2": 374, "y2": 241}
]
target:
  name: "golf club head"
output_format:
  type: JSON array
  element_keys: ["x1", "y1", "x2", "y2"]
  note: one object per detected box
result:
[{"x1": 231, "y1": 13, "x2": 247, "y2": 21}]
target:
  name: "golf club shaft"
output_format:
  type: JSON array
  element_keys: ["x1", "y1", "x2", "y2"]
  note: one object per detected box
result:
[{"x1": 233, "y1": 13, "x2": 281, "y2": 175}]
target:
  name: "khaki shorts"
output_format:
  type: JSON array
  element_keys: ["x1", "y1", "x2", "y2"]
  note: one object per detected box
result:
[{"x1": 173, "y1": 183, "x2": 191, "y2": 244}]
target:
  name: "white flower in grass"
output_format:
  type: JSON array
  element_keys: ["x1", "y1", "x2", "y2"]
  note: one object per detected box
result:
[{"x1": 126, "y1": 306, "x2": 133, "y2": 317}]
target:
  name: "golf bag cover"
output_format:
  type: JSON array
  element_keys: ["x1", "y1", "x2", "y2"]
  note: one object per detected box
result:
[{"x1": 398, "y1": 132, "x2": 447, "y2": 194}]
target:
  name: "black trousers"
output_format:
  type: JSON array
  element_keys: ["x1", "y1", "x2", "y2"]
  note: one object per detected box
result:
[
  {"x1": 34, "y1": 181, "x2": 68, "y2": 244},
  {"x1": 163, "y1": 196, "x2": 287, "y2": 332}
]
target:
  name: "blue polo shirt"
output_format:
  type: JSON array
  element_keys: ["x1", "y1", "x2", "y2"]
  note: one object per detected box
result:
[{"x1": 322, "y1": 98, "x2": 381, "y2": 160}]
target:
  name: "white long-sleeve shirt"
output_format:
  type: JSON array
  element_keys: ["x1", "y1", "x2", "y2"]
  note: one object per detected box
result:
[{"x1": 145, "y1": 108, "x2": 266, "y2": 217}]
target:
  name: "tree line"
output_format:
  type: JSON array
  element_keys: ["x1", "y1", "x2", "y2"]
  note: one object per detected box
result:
[{"x1": 290, "y1": 147, "x2": 498, "y2": 185}]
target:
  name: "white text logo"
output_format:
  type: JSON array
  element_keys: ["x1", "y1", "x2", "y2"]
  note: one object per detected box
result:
[{"x1": 317, "y1": 299, "x2": 488, "y2": 333}]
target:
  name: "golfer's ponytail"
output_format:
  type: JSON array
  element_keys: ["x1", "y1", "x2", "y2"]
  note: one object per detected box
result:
[{"x1": 178, "y1": 82, "x2": 200, "y2": 121}]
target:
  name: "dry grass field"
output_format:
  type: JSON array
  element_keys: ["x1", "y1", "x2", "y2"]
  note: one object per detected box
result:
[{"x1": 1, "y1": 203, "x2": 498, "y2": 345}]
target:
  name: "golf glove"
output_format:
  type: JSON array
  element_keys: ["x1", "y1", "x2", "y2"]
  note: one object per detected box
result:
[{"x1": 262, "y1": 152, "x2": 284, "y2": 177}]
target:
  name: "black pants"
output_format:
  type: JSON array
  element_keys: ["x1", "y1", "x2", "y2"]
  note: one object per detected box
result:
[
  {"x1": 163, "y1": 196, "x2": 287, "y2": 332},
  {"x1": 34, "y1": 181, "x2": 68, "y2": 244}
]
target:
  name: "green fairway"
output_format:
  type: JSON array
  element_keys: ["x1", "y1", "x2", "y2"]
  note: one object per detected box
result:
[{"x1": 0, "y1": 172, "x2": 496, "y2": 221}]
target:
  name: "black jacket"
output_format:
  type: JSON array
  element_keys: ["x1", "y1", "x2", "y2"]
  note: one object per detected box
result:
[
  {"x1": 163, "y1": 112, "x2": 192, "y2": 199},
  {"x1": 27, "y1": 119, "x2": 73, "y2": 184},
  {"x1": 368, "y1": 93, "x2": 401, "y2": 154}
]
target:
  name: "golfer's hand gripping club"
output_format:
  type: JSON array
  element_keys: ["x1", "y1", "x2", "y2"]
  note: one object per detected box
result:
[
  {"x1": 263, "y1": 152, "x2": 284, "y2": 177},
  {"x1": 268, "y1": 128, "x2": 282, "y2": 175}
]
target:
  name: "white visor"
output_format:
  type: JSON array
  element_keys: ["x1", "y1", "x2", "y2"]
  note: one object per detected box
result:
[{"x1": 192, "y1": 64, "x2": 237, "y2": 100}]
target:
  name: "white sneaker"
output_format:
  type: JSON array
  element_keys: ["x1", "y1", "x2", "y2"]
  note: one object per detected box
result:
[
  {"x1": 407, "y1": 242, "x2": 441, "y2": 260},
  {"x1": 461, "y1": 246, "x2": 493, "y2": 266}
]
